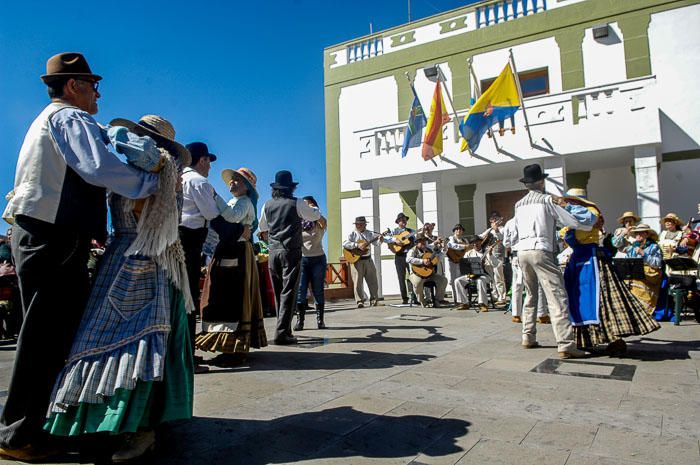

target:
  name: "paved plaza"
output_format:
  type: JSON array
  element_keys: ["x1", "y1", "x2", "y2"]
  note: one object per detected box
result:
[{"x1": 1, "y1": 298, "x2": 699, "y2": 464}]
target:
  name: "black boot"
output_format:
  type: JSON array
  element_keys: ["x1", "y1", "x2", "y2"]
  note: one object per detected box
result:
[
  {"x1": 294, "y1": 303, "x2": 305, "y2": 331},
  {"x1": 316, "y1": 303, "x2": 326, "y2": 329}
]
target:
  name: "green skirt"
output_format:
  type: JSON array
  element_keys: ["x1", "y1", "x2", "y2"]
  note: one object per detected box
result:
[{"x1": 44, "y1": 286, "x2": 194, "y2": 436}]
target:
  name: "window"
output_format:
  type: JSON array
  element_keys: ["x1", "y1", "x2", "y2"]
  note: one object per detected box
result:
[{"x1": 480, "y1": 67, "x2": 549, "y2": 98}]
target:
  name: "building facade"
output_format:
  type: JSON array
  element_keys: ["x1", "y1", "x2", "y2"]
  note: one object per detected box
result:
[{"x1": 324, "y1": 0, "x2": 700, "y2": 297}]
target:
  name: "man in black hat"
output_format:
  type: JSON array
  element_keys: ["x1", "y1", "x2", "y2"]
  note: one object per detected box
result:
[
  {"x1": 259, "y1": 170, "x2": 320, "y2": 344},
  {"x1": 386, "y1": 212, "x2": 417, "y2": 304},
  {"x1": 513, "y1": 164, "x2": 592, "y2": 358},
  {"x1": 0, "y1": 52, "x2": 160, "y2": 460},
  {"x1": 179, "y1": 141, "x2": 246, "y2": 372},
  {"x1": 406, "y1": 233, "x2": 448, "y2": 307}
]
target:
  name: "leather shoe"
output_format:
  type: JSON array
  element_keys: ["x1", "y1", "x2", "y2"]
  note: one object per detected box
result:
[
  {"x1": 112, "y1": 430, "x2": 156, "y2": 463},
  {"x1": 478, "y1": 304, "x2": 488, "y2": 313},
  {"x1": 0, "y1": 444, "x2": 63, "y2": 462},
  {"x1": 273, "y1": 335, "x2": 298, "y2": 345},
  {"x1": 512, "y1": 316, "x2": 522, "y2": 323},
  {"x1": 522, "y1": 341, "x2": 540, "y2": 349},
  {"x1": 538, "y1": 315, "x2": 551, "y2": 324},
  {"x1": 559, "y1": 348, "x2": 587, "y2": 359}
]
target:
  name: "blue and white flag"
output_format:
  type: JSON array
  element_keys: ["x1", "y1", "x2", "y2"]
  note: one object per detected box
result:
[{"x1": 401, "y1": 85, "x2": 427, "y2": 158}]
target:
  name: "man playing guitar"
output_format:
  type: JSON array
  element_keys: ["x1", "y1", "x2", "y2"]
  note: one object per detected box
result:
[
  {"x1": 406, "y1": 233, "x2": 448, "y2": 307},
  {"x1": 480, "y1": 212, "x2": 507, "y2": 306},
  {"x1": 342, "y1": 216, "x2": 384, "y2": 308},
  {"x1": 446, "y1": 224, "x2": 469, "y2": 303},
  {"x1": 386, "y1": 213, "x2": 417, "y2": 304}
]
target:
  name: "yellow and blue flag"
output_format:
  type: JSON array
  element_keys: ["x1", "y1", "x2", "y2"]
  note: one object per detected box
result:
[
  {"x1": 459, "y1": 63, "x2": 520, "y2": 153},
  {"x1": 401, "y1": 84, "x2": 427, "y2": 158}
]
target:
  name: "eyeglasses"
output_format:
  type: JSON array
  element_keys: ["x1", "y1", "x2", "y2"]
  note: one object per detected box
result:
[{"x1": 77, "y1": 79, "x2": 99, "y2": 92}]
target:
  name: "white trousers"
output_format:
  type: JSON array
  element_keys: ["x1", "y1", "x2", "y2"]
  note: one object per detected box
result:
[
  {"x1": 511, "y1": 256, "x2": 549, "y2": 317},
  {"x1": 454, "y1": 274, "x2": 491, "y2": 305}
]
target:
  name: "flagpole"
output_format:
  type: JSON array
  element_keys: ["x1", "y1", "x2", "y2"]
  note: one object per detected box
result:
[
  {"x1": 468, "y1": 59, "x2": 500, "y2": 153},
  {"x1": 434, "y1": 64, "x2": 461, "y2": 123},
  {"x1": 509, "y1": 48, "x2": 535, "y2": 147}
]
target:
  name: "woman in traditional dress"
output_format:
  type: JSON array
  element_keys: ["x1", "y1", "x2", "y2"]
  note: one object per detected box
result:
[
  {"x1": 658, "y1": 213, "x2": 684, "y2": 259},
  {"x1": 619, "y1": 224, "x2": 664, "y2": 314},
  {"x1": 560, "y1": 189, "x2": 659, "y2": 354},
  {"x1": 44, "y1": 116, "x2": 194, "y2": 462},
  {"x1": 611, "y1": 211, "x2": 640, "y2": 256},
  {"x1": 195, "y1": 168, "x2": 267, "y2": 365}
]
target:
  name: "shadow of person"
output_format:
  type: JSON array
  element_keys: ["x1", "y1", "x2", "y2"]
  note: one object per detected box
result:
[
  {"x1": 153, "y1": 406, "x2": 471, "y2": 465},
  {"x1": 623, "y1": 336, "x2": 700, "y2": 361}
]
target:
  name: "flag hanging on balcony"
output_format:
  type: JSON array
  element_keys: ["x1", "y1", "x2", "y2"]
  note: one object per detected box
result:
[
  {"x1": 401, "y1": 84, "x2": 427, "y2": 158},
  {"x1": 459, "y1": 63, "x2": 520, "y2": 153},
  {"x1": 421, "y1": 80, "x2": 451, "y2": 161}
]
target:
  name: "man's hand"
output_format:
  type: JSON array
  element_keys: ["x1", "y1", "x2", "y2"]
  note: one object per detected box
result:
[
  {"x1": 242, "y1": 225, "x2": 252, "y2": 241},
  {"x1": 422, "y1": 258, "x2": 431, "y2": 266},
  {"x1": 359, "y1": 242, "x2": 369, "y2": 251}
]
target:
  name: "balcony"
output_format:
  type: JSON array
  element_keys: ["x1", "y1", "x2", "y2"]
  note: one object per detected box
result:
[{"x1": 348, "y1": 76, "x2": 660, "y2": 181}]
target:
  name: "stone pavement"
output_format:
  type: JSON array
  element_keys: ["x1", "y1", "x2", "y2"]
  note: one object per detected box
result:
[{"x1": 1, "y1": 297, "x2": 699, "y2": 464}]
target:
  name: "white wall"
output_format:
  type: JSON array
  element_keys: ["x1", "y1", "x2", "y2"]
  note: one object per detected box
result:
[
  {"x1": 587, "y1": 166, "x2": 637, "y2": 229},
  {"x1": 649, "y1": 4, "x2": 700, "y2": 154},
  {"x1": 582, "y1": 22, "x2": 626, "y2": 87},
  {"x1": 659, "y1": 159, "x2": 700, "y2": 224}
]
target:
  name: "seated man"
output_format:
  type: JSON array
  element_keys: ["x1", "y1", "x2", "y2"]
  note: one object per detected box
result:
[
  {"x1": 454, "y1": 235, "x2": 492, "y2": 312},
  {"x1": 406, "y1": 233, "x2": 448, "y2": 307}
]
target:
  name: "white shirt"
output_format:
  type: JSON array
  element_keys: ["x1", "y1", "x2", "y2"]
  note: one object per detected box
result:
[
  {"x1": 502, "y1": 218, "x2": 519, "y2": 252},
  {"x1": 447, "y1": 235, "x2": 468, "y2": 250},
  {"x1": 343, "y1": 229, "x2": 382, "y2": 257},
  {"x1": 180, "y1": 168, "x2": 220, "y2": 229},
  {"x1": 258, "y1": 198, "x2": 320, "y2": 232},
  {"x1": 514, "y1": 190, "x2": 592, "y2": 252}
]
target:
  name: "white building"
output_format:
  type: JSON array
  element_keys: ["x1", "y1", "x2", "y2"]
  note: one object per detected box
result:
[{"x1": 324, "y1": 0, "x2": 700, "y2": 297}]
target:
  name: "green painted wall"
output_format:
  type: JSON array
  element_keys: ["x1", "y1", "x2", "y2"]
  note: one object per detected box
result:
[
  {"x1": 325, "y1": 85, "x2": 342, "y2": 262},
  {"x1": 618, "y1": 13, "x2": 653, "y2": 78},
  {"x1": 454, "y1": 184, "x2": 477, "y2": 235},
  {"x1": 566, "y1": 171, "x2": 591, "y2": 189},
  {"x1": 554, "y1": 29, "x2": 585, "y2": 90},
  {"x1": 400, "y1": 190, "x2": 420, "y2": 230}
]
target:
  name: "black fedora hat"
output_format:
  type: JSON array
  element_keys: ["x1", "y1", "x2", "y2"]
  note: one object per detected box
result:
[
  {"x1": 519, "y1": 164, "x2": 549, "y2": 184},
  {"x1": 395, "y1": 213, "x2": 409, "y2": 224},
  {"x1": 353, "y1": 216, "x2": 367, "y2": 224},
  {"x1": 186, "y1": 142, "x2": 217, "y2": 166},
  {"x1": 41, "y1": 52, "x2": 102, "y2": 83},
  {"x1": 452, "y1": 223, "x2": 464, "y2": 232},
  {"x1": 271, "y1": 170, "x2": 299, "y2": 190}
]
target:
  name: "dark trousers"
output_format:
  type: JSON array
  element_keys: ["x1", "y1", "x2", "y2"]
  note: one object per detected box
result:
[
  {"x1": 297, "y1": 255, "x2": 327, "y2": 306},
  {"x1": 269, "y1": 248, "x2": 302, "y2": 339},
  {"x1": 0, "y1": 216, "x2": 90, "y2": 448},
  {"x1": 178, "y1": 226, "x2": 208, "y2": 355},
  {"x1": 394, "y1": 253, "x2": 413, "y2": 302}
]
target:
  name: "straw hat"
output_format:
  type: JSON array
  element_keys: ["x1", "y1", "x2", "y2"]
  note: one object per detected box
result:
[
  {"x1": 629, "y1": 223, "x2": 659, "y2": 242},
  {"x1": 222, "y1": 167, "x2": 257, "y2": 194},
  {"x1": 661, "y1": 212, "x2": 683, "y2": 227},
  {"x1": 616, "y1": 211, "x2": 641, "y2": 225},
  {"x1": 110, "y1": 115, "x2": 191, "y2": 166}
]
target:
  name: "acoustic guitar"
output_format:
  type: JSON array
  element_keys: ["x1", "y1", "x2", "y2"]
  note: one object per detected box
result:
[
  {"x1": 387, "y1": 230, "x2": 414, "y2": 254},
  {"x1": 342, "y1": 229, "x2": 390, "y2": 264},
  {"x1": 446, "y1": 247, "x2": 467, "y2": 264},
  {"x1": 411, "y1": 238, "x2": 445, "y2": 278}
]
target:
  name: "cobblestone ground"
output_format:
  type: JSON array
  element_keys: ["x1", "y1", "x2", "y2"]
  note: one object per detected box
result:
[{"x1": 1, "y1": 298, "x2": 699, "y2": 464}]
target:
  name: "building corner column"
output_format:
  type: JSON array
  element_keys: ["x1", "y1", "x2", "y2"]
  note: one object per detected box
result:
[
  {"x1": 420, "y1": 178, "x2": 443, "y2": 236},
  {"x1": 543, "y1": 158, "x2": 567, "y2": 196},
  {"x1": 634, "y1": 145, "x2": 661, "y2": 228},
  {"x1": 361, "y1": 180, "x2": 383, "y2": 298}
]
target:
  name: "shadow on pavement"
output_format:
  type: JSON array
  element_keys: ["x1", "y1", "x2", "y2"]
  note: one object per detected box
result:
[
  {"x1": 623, "y1": 336, "x2": 700, "y2": 361},
  {"x1": 154, "y1": 406, "x2": 471, "y2": 465}
]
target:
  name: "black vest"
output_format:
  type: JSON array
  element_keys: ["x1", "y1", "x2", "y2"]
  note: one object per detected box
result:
[
  {"x1": 55, "y1": 167, "x2": 108, "y2": 241},
  {"x1": 265, "y1": 197, "x2": 302, "y2": 251}
]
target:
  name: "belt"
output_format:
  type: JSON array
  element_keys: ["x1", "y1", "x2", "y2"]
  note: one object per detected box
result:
[{"x1": 359, "y1": 255, "x2": 372, "y2": 260}]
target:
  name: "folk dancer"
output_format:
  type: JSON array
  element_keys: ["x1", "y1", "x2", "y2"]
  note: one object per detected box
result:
[
  {"x1": 406, "y1": 233, "x2": 448, "y2": 307},
  {"x1": 513, "y1": 164, "x2": 592, "y2": 359},
  {"x1": 295, "y1": 196, "x2": 328, "y2": 330},
  {"x1": 611, "y1": 211, "x2": 640, "y2": 257},
  {"x1": 259, "y1": 170, "x2": 321, "y2": 345},
  {"x1": 453, "y1": 235, "x2": 491, "y2": 312},
  {"x1": 480, "y1": 213, "x2": 507, "y2": 306},
  {"x1": 195, "y1": 167, "x2": 268, "y2": 365},
  {"x1": 387, "y1": 213, "x2": 417, "y2": 305},
  {"x1": 0, "y1": 54, "x2": 159, "y2": 462},
  {"x1": 44, "y1": 115, "x2": 194, "y2": 461},
  {"x1": 343, "y1": 216, "x2": 382, "y2": 308},
  {"x1": 179, "y1": 142, "x2": 246, "y2": 373},
  {"x1": 559, "y1": 188, "x2": 659, "y2": 354},
  {"x1": 620, "y1": 224, "x2": 664, "y2": 313},
  {"x1": 447, "y1": 224, "x2": 469, "y2": 304}
]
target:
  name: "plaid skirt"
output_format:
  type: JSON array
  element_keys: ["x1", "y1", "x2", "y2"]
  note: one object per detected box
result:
[{"x1": 575, "y1": 252, "x2": 660, "y2": 348}]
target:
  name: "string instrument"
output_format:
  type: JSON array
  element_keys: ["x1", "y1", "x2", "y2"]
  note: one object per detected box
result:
[
  {"x1": 387, "y1": 230, "x2": 414, "y2": 254},
  {"x1": 446, "y1": 239, "x2": 469, "y2": 263},
  {"x1": 411, "y1": 238, "x2": 445, "y2": 278},
  {"x1": 342, "y1": 229, "x2": 390, "y2": 264}
]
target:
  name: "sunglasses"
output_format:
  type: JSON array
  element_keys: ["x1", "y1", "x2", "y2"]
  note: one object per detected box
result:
[{"x1": 77, "y1": 79, "x2": 99, "y2": 92}]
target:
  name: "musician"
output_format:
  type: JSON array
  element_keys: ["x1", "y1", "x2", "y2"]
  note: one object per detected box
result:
[
  {"x1": 447, "y1": 224, "x2": 469, "y2": 302},
  {"x1": 342, "y1": 216, "x2": 380, "y2": 308},
  {"x1": 387, "y1": 213, "x2": 417, "y2": 305},
  {"x1": 611, "y1": 211, "x2": 640, "y2": 256},
  {"x1": 679, "y1": 204, "x2": 700, "y2": 259},
  {"x1": 422, "y1": 222, "x2": 437, "y2": 243},
  {"x1": 622, "y1": 223, "x2": 663, "y2": 313},
  {"x1": 479, "y1": 213, "x2": 507, "y2": 306},
  {"x1": 406, "y1": 233, "x2": 448, "y2": 307},
  {"x1": 453, "y1": 235, "x2": 491, "y2": 312},
  {"x1": 658, "y1": 212, "x2": 684, "y2": 259}
]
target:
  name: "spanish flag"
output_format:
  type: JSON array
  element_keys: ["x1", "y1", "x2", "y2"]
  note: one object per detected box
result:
[
  {"x1": 421, "y1": 81, "x2": 451, "y2": 161},
  {"x1": 459, "y1": 63, "x2": 520, "y2": 153}
]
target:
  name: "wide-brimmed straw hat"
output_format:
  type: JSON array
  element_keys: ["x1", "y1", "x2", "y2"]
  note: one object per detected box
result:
[
  {"x1": 222, "y1": 167, "x2": 257, "y2": 194},
  {"x1": 564, "y1": 187, "x2": 597, "y2": 208},
  {"x1": 41, "y1": 52, "x2": 102, "y2": 83},
  {"x1": 629, "y1": 223, "x2": 659, "y2": 241},
  {"x1": 110, "y1": 115, "x2": 191, "y2": 166},
  {"x1": 661, "y1": 212, "x2": 683, "y2": 227},
  {"x1": 616, "y1": 211, "x2": 641, "y2": 225}
]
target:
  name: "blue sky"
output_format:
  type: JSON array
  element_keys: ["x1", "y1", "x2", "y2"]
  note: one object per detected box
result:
[{"x1": 0, "y1": 0, "x2": 478, "y2": 235}]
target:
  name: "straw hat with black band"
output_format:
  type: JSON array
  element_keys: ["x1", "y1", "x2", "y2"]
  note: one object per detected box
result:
[
  {"x1": 616, "y1": 211, "x2": 641, "y2": 225},
  {"x1": 661, "y1": 212, "x2": 683, "y2": 227},
  {"x1": 110, "y1": 115, "x2": 191, "y2": 166},
  {"x1": 629, "y1": 223, "x2": 659, "y2": 242}
]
